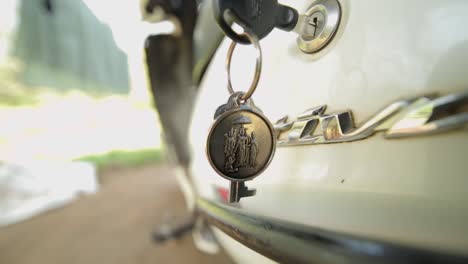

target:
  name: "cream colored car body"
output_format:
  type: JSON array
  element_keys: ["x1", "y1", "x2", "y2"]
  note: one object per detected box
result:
[{"x1": 188, "y1": 0, "x2": 468, "y2": 262}]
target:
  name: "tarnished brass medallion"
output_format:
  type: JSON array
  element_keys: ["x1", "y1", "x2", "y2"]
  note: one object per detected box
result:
[
  {"x1": 206, "y1": 30, "x2": 275, "y2": 202},
  {"x1": 207, "y1": 93, "x2": 275, "y2": 182}
]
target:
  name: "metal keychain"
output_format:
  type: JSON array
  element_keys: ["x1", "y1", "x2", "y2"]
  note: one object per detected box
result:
[{"x1": 206, "y1": 31, "x2": 276, "y2": 203}]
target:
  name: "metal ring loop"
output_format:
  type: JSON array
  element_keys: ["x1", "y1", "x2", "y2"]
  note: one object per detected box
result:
[{"x1": 226, "y1": 30, "x2": 262, "y2": 101}]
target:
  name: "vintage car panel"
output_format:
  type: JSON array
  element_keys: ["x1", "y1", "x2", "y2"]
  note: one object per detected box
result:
[{"x1": 188, "y1": 0, "x2": 468, "y2": 261}]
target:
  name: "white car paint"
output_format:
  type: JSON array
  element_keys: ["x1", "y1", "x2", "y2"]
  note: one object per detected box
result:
[{"x1": 188, "y1": 0, "x2": 468, "y2": 262}]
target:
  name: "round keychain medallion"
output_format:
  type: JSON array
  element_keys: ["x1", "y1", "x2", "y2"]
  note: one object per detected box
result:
[
  {"x1": 206, "y1": 30, "x2": 276, "y2": 201},
  {"x1": 207, "y1": 93, "x2": 276, "y2": 182}
]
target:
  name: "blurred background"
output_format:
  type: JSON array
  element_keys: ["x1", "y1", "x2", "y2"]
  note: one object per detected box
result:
[{"x1": 0, "y1": 0, "x2": 229, "y2": 263}]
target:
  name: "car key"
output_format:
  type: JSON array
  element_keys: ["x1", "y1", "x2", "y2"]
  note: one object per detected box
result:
[{"x1": 213, "y1": 0, "x2": 299, "y2": 44}]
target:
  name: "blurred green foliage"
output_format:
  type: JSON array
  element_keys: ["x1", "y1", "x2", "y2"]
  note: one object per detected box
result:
[{"x1": 76, "y1": 148, "x2": 165, "y2": 169}]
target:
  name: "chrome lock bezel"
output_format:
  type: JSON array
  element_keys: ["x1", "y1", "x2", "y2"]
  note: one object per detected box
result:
[{"x1": 296, "y1": 0, "x2": 342, "y2": 53}]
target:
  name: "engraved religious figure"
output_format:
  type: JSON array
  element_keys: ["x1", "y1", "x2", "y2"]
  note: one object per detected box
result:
[
  {"x1": 249, "y1": 132, "x2": 258, "y2": 167},
  {"x1": 237, "y1": 127, "x2": 249, "y2": 167},
  {"x1": 224, "y1": 128, "x2": 238, "y2": 173},
  {"x1": 223, "y1": 116, "x2": 259, "y2": 173}
]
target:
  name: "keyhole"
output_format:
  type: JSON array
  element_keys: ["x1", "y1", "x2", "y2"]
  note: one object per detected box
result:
[
  {"x1": 310, "y1": 17, "x2": 319, "y2": 37},
  {"x1": 303, "y1": 11, "x2": 325, "y2": 40},
  {"x1": 308, "y1": 15, "x2": 323, "y2": 38}
]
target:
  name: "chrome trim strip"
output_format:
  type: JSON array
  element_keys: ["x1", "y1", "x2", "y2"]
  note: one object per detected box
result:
[
  {"x1": 275, "y1": 92, "x2": 468, "y2": 146},
  {"x1": 196, "y1": 198, "x2": 468, "y2": 264}
]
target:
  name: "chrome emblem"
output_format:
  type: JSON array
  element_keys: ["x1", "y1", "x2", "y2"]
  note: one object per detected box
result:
[{"x1": 275, "y1": 92, "x2": 468, "y2": 146}]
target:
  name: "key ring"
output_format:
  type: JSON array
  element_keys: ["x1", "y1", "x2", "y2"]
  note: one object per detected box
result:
[{"x1": 226, "y1": 30, "x2": 262, "y2": 101}]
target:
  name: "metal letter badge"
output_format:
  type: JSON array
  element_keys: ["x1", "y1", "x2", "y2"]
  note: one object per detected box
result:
[{"x1": 206, "y1": 31, "x2": 276, "y2": 203}]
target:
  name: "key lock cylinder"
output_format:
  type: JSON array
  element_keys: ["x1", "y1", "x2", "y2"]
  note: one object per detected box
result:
[{"x1": 213, "y1": 0, "x2": 343, "y2": 53}]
